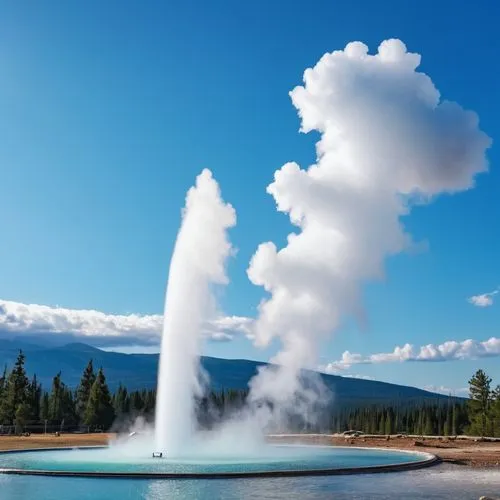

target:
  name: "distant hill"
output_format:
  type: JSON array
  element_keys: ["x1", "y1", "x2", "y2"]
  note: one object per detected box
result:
[{"x1": 0, "y1": 340, "x2": 462, "y2": 407}]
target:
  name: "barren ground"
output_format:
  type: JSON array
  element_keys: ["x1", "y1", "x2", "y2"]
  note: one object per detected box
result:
[
  {"x1": 270, "y1": 434, "x2": 500, "y2": 468},
  {"x1": 0, "y1": 433, "x2": 111, "y2": 451}
]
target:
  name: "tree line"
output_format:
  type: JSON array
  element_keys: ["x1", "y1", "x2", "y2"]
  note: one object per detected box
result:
[
  {"x1": 327, "y1": 369, "x2": 500, "y2": 437},
  {"x1": 0, "y1": 351, "x2": 115, "y2": 432},
  {"x1": 1, "y1": 351, "x2": 499, "y2": 437},
  {"x1": 332, "y1": 401, "x2": 470, "y2": 436},
  {"x1": 0, "y1": 350, "x2": 250, "y2": 433}
]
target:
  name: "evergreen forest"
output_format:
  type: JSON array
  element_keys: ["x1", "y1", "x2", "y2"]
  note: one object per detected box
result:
[{"x1": 1, "y1": 351, "x2": 500, "y2": 437}]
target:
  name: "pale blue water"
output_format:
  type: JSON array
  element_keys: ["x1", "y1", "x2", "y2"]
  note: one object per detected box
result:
[
  {"x1": 1, "y1": 465, "x2": 500, "y2": 499},
  {"x1": 0, "y1": 445, "x2": 427, "y2": 474}
]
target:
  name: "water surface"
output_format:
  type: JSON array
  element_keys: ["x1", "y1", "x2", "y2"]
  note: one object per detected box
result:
[
  {"x1": 0, "y1": 464, "x2": 499, "y2": 499},
  {"x1": 0, "y1": 445, "x2": 428, "y2": 474}
]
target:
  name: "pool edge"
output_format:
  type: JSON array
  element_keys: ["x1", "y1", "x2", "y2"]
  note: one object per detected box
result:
[{"x1": 0, "y1": 446, "x2": 440, "y2": 479}]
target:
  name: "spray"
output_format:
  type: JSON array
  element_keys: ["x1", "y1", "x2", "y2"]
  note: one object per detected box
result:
[{"x1": 154, "y1": 169, "x2": 236, "y2": 455}]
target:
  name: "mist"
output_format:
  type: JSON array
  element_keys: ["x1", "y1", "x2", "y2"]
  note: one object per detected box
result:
[{"x1": 128, "y1": 39, "x2": 490, "y2": 456}]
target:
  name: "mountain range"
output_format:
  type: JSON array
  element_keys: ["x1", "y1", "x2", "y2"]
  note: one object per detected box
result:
[{"x1": 0, "y1": 340, "x2": 461, "y2": 406}]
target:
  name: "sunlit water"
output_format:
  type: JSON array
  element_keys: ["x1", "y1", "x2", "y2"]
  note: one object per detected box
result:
[
  {"x1": 1, "y1": 464, "x2": 499, "y2": 499},
  {"x1": 0, "y1": 445, "x2": 427, "y2": 474}
]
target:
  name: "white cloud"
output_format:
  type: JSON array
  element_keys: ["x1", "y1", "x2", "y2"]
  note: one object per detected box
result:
[
  {"x1": 324, "y1": 336, "x2": 500, "y2": 371},
  {"x1": 0, "y1": 299, "x2": 252, "y2": 347},
  {"x1": 423, "y1": 385, "x2": 468, "y2": 396},
  {"x1": 319, "y1": 366, "x2": 376, "y2": 380},
  {"x1": 346, "y1": 373, "x2": 376, "y2": 381},
  {"x1": 468, "y1": 289, "x2": 498, "y2": 307},
  {"x1": 246, "y1": 38, "x2": 491, "y2": 411}
]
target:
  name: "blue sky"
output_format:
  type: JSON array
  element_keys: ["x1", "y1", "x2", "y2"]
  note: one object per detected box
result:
[{"x1": 0, "y1": 0, "x2": 499, "y2": 394}]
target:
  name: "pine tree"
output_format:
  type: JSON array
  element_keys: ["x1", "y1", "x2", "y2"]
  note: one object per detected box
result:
[
  {"x1": 49, "y1": 372, "x2": 64, "y2": 421},
  {"x1": 384, "y1": 411, "x2": 393, "y2": 435},
  {"x1": 424, "y1": 407, "x2": 434, "y2": 435},
  {"x1": 451, "y1": 403, "x2": 457, "y2": 436},
  {"x1": 0, "y1": 366, "x2": 6, "y2": 398},
  {"x1": 27, "y1": 374, "x2": 42, "y2": 421},
  {"x1": 61, "y1": 386, "x2": 78, "y2": 426},
  {"x1": 84, "y1": 368, "x2": 115, "y2": 429},
  {"x1": 15, "y1": 402, "x2": 31, "y2": 434},
  {"x1": 417, "y1": 407, "x2": 424, "y2": 435},
  {"x1": 444, "y1": 401, "x2": 452, "y2": 436},
  {"x1": 76, "y1": 360, "x2": 96, "y2": 422},
  {"x1": 436, "y1": 404, "x2": 443, "y2": 436},
  {"x1": 144, "y1": 390, "x2": 155, "y2": 413},
  {"x1": 490, "y1": 385, "x2": 500, "y2": 437},
  {"x1": 0, "y1": 366, "x2": 6, "y2": 422},
  {"x1": 113, "y1": 384, "x2": 129, "y2": 416},
  {"x1": 130, "y1": 391, "x2": 144, "y2": 412},
  {"x1": 0, "y1": 351, "x2": 29, "y2": 424},
  {"x1": 468, "y1": 369, "x2": 492, "y2": 436},
  {"x1": 377, "y1": 412, "x2": 385, "y2": 434},
  {"x1": 40, "y1": 392, "x2": 50, "y2": 421}
]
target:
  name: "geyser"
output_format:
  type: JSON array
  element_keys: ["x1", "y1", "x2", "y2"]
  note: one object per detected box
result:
[
  {"x1": 154, "y1": 169, "x2": 236, "y2": 456},
  {"x1": 1, "y1": 39, "x2": 488, "y2": 484},
  {"x1": 148, "y1": 38, "x2": 491, "y2": 459}
]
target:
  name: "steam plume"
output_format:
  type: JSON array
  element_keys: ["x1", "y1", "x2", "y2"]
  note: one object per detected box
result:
[{"x1": 247, "y1": 39, "x2": 491, "y2": 418}]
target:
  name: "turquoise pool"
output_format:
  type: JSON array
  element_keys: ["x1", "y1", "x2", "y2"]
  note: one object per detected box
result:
[{"x1": 0, "y1": 445, "x2": 432, "y2": 475}]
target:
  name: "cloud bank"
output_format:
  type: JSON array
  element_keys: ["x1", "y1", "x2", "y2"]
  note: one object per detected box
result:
[
  {"x1": 0, "y1": 299, "x2": 252, "y2": 347},
  {"x1": 468, "y1": 289, "x2": 498, "y2": 307},
  {"x1": 323, "y1": 336, "x2": 500, "y2": 372},
  {"x1": 423, "y1": 385, "x2": 468, "y2": 396},
  {"x1": 247, "y1": 39, "x2": 491, "y2": 413}
]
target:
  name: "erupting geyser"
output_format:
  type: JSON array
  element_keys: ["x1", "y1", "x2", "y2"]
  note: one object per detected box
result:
[
  {"x1": 154, "y1": 169, "x2": 236, "y2": 456},
  {"x1": 152, "y1": 38, "x2": 490, "y2": 458}
]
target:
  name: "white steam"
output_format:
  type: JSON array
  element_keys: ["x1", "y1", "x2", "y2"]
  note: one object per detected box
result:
[
  {"x1": 247, "y1": 39, "x2": 491, "y2": 417},
  {"x1": 155, "y1": 169, "x2": 236, "y2": 455}
]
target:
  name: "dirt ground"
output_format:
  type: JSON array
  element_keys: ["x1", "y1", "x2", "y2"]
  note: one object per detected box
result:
[
  {"x1": 270, "y1": 434, "x2": 500, "y2": 468},
  {"x1": 0, "y1": 433, "x2": 111, "y2": 451},
  {"x1": 0, "y1": 433, "x2": 498, "y2": 468}
]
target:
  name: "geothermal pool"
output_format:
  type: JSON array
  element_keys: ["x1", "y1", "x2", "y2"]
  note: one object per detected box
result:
[{"x1": 0, "y1": 445, "x2": 435, "y2": 477}]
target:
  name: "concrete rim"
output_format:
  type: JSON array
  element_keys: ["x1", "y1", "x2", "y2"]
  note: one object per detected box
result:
[{"x1": 0, "y1": 445, "x2": 440, "y2": 480}]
